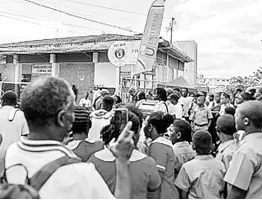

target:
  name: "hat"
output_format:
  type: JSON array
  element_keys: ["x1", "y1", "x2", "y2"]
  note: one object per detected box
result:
[
  {"x1": 72, "y1": 106, "x2": 91, "y2": 133},
  {"x1": 101, "y1": 89, "x2": 110, "y2": 96}
]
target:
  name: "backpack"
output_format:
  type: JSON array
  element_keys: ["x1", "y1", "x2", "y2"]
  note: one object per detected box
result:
[{"x1": 0, "y1": 156, "x2": 81, "y2": 198}]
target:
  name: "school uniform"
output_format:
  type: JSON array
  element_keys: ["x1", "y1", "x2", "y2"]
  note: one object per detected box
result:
[
  {"x1": 166, "y1": 101, "x2": 183, "y2": 119},
  {"x1": 224, "y1": 133, "x2": 262, "y2": 199},
  {"x1": 189, "y1": 105, "x2": 213, "y2": 132},
  {"x1": 89, "y1": 148, "x2": 161, "y2": 199},
  {"x1": 5, "y1": 137, "x2": 114, "y2": 199},
  {"x1": 148, "y1": 137, "x2": 179, "y2": 199},
  {"x1": 179, "y1": 96, "x2": 194, "y2": 119},
  {"x1": 173, "y1": 141, "x2": 196, "y2": 177},
  {"x1": 175, "y1": 155, "x2": 226, "y2": 199},
  {"x1": 219, "y1": 103, "x2": 234, "y2": 116},
  {"x1": 154, "y1": 101, "x2": 169, "y2": 114},
  {"x1": 216, "y1": 140, "x2": 237, "y2": 170},
  {"x1": 67, "y1": 138, "x2": 104, "y2": 162}
]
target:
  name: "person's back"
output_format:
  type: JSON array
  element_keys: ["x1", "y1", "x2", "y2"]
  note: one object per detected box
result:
[
  {"x1": 175, "y1": 131, "x2": 225, "y2": 199},
  {"x1": 0, "y1": 92, "x2": 29, "y2": 170},
  {"x1": 94, "y1": 89, "x2": 109, "y2": 110},
  {"x1": 88, "y1": 96, "x2": 114, "y2": 141}
]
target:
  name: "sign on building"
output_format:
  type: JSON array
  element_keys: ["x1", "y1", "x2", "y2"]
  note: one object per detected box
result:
[{"x1": 32, "y1": 65, "x2": 52, "y2": 74}]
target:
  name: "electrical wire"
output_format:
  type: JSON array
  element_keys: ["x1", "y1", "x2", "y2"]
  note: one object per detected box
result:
[{"x1": 22, "y1": 0, "x2": 136, "y2": 33}]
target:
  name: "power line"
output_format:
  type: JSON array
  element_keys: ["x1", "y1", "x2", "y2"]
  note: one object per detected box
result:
[
  {"x1": 65, "y1": 0, "x2": 173, "y2": 20},
  {"x1": 22, "y1": 0, "x2": 136, "y2": 33}
]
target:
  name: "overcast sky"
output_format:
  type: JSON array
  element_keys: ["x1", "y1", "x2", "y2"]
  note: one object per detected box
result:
[{"x1": 0, "y1": 0, "x2": 261, "y2": 78}]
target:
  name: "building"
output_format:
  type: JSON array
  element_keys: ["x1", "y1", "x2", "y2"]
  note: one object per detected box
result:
[
  {"x1": 205, "y1": 77, "x2": 230, "y2": 93},
  {"x1": 177, "y1": 41, "x2": 198, "y2": 86},
  {"x1": 0, "y1": 34, "x2": 193, "y2": 101}
]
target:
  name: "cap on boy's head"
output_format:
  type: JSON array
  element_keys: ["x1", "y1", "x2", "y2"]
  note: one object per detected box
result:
[
  {"x1": 193, "y1": 130, "x2": 212, "y2": 155},
  {"x1": 173, "y1": 119, "x2": 192, "y2": 143},
  {"x1": 225, "y1": 107, "x2": 236, "y2": 116},
  {"x1": 217, "y1": 114, "x2": 236, "y2": 135}
]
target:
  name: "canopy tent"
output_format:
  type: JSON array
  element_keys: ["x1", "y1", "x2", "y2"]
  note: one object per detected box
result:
[{"x1": 157, "y1": 76, "x2": 197, "y2": 93}]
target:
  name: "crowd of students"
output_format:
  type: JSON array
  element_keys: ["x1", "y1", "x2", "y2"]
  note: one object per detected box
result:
[{"x1": 0, "y1": 76, "x2": 262, "y2": 199}]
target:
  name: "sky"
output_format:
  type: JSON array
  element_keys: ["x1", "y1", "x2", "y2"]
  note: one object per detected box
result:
[{"x1": 0, "y1": 0, "x2": 261, "y2": 78}]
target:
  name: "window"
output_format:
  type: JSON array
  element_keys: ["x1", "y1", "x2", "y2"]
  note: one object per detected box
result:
[
  {"x1": 98, "y1": 52, "x2": 109, "y2": 62},
  {"x1": 22, "y1": 74, "x2": 31, "y2": 82}
]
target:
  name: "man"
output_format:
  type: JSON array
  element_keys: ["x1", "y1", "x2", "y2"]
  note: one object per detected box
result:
[
  {"x1": 0, "y1": 91, "x2": 29, "y2": 171},
  {"x1": 179, "y1": 88, "x2": 194, "y2": 121},
  {"x1": 166, "y1": 93, "x2": 183, "y2": 119},
  {"x1": 88, "y1": 96, "x2": 114, "y2": 142},
  {"x1": 128, "y1": 87, "x2": 138, "y2": 103},
  {"x1": 207, "y1": 94, "x2": 215, "y2": 109},
  {"x1": 5, "y1": 76, "x2": 133, "y2": 199},
  {"x1": 94, "y1": 89, "x2": 110, "y2": 110},
  {"x1": 72, "y1": 85, "x2": 78, "y2": 102},
  {"x1": 225, "y1": 101, "x2": 262, "y2": 199},
  {"x1": 220, "y1": 93, "x2": 234, "y2": 116}
]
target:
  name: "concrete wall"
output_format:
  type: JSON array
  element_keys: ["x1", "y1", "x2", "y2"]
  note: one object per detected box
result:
[
  {"x1": 0, "y1": 64, "x2": 15, "y2": 81},
  {"x1": 94, "y1": 62, "x2": 117, "y2": 88},
  {"x1": 177, "y1": 41, "x2": 198, "y2": 86}
]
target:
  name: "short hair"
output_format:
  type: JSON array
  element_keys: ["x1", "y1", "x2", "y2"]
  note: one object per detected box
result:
[
  {"x1": 169, "y1": 93, "x2": 180, "y2": 101},
  {"x1": 217, "y1": 114, "x2": 236, "y2": 135},
  {"x1": 209, "y1": 94, "x2": 214, "y2": 98},
  {"x1": 156, "y1": 88, "x2": 167, "y2": 101},
  {"x1": 174, "y1": 88, "x2": 181, "y2": 93},
  {"x1": 240, "y1": 92, "x2": 253, "y2": 101},
  {"x1": 72, "y1": 106, "x2": 91, "y2": 134},
  {"x1": 225, "y1": 107, "x2": 236, "y2": 116},
  {"x1": 236, "y1": 88, "x2": 243, "y2": 93},
  {"x1": 222, "y1": 93, "x2": 230, "y2": 99},
  {"x1": 166, "y1": 88, "x2": 174, "y2": 96},
  {"x1": 193, "y1": 130, "x2": 212, "y2": 155},
  {"x1": 2, "y1": 91, "x2": 17, "y2": 106},
  {"x1": 103, "y1": 96, "x2": 115, "y2": 107},
  {"x1": 101, "y1": 111, "x2": 140, "y2": 145},
  {"x1": 137, "y1": 91, "x2": 146, "y2": 101},
  {"x1": 21, "y1": 76, "x2": 74, "y2": 126},
  {"x1": 148, "y1": 112, "x2": 174, "y2": 134},
  {"x1": 238, "y1": 101, "x2": 262, "y2": 129},
  {"x1": 173, "y1": 120, "x2": 192, "y2": 142},
  {"x1": 182, "y1": 88, "x2": 188, "y2": 92}
]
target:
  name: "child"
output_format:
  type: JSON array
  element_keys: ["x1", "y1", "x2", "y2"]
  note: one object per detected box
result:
[
  {"x1": 216, "y1": 114, "x2": 237, "y2": 169},
  {"x1": 175, "y1": 130, "x2": 226, "y2": 199},
  {"x1": 189, "y1": 96, "x2": 213, "y2": 132},
  {"x1": 170, "y1": 120, "x2": 196, "y2": 177},
  {"x1": 67, "y1": 106, "x2": 104, "y2": 161}
]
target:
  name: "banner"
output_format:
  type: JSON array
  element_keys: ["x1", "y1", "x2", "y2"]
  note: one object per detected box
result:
[{"x1": 133, "y1": 0, "x2": 166, "y2": 75}]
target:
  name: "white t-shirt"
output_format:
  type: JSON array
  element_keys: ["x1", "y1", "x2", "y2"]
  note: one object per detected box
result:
[
  {"x1": 79, "y1": 98, "x2": 92, "y2": 108},
  {"x1": 179, "y1": 97, "x2": 194, "y2": 118},
  {"x1": 5, "y1": 138, "x2": 115, "y2": 199},
  {"x1": 154, "y1": 101, "x2": 169, "y2": 114},
  {"x1": 166, "y1": 101, "x2": 183, "y2": 119}
]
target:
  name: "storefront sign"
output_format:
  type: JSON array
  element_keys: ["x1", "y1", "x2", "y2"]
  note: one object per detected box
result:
[{"x1": 32, "y1": 65, "x2": 52, "y2": 74}]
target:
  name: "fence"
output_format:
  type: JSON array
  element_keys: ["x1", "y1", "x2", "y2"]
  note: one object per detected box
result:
[{"x1": 0, "y1": 81, "x2": 30, "y2": 101}]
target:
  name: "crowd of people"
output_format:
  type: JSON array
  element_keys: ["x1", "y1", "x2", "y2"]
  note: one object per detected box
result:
[{"x1": 0, "y1": 76, "x2": 262, "y2": 199}]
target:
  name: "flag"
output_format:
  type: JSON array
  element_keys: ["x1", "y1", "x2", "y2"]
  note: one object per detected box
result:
[{"x1": 133, "y1": 0, "x2": 166, "y2": 76}]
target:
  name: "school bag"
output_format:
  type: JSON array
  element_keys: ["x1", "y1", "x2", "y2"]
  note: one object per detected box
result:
[{"x1": 0, "y1": 156, "x2": 81, "y2": 198}]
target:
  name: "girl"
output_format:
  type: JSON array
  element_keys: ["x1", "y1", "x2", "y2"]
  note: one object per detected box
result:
[{"x1": 144, "y1": 111, "x2": 178, "y2": 199}]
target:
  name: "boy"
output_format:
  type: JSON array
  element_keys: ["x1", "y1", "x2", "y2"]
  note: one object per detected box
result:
[
  {"x1": 220, "y1": 93, "x2": 234, "y2": 116},
  {"x1": 216, "y1": 114, "x2": 237, "y2": 170},
  {"x1": 175, "y1": 130, "x2": 226, "y2": 199},
  {"x1": 170, "y1": 120, "x2": 195, "y2": 177},
  {"x1": 189, "y1": 96, "x2": 213, "y2": 132},
  {"x1": 224, "y1": 101, "x2": 262, "y2": 199}
]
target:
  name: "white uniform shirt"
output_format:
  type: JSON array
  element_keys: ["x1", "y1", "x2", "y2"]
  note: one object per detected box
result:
[{"x1": 5, "y1": 137, "x2": 115, "y2": 199}]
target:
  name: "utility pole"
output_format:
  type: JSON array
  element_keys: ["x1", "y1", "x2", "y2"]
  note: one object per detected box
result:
[{"x1": 170, "y1": 17, "x2": 175, "y2": 45}]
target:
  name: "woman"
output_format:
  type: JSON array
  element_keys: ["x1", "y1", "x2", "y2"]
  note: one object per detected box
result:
[
  {"x1": 154, "y1": 88, "x2": 169, "y2": 114},
  {"x1": 88, "y1": 111, "x2": 161, "y2": 199},
  {"x1": 79, "y1": 92, "x2": 92, "y2": 110},
  {"x1": 144, "y1": 111, "x2": 178, "y2": 199}
]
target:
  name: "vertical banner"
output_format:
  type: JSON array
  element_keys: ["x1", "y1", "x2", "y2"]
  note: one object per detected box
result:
[{"x1": 133, "y1": 0, "x2": 166, "y2": 76}]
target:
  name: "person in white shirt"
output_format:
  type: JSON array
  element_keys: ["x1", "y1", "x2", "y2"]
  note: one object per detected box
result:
[
  {"x1": 166, "y1": 93, "x2": 183, "y2": 119},
  {"x1": 219, "y1": 93, "x2": 234, "y2": 116},
  {"x1": 154, "y1": 88, "x2": 169, "y2": 114},
  {"x1": 5, "y1": 76, "x2": 133, "y2": 199},
  {"x1": 79, "y1": 92, "x2": 92, "y2": 109},
  {"x1": 136, "y1": 91, "x2": 147, "y2": 109},
  {"x1": 0, "y1": 91, "x2": 29, "y2": 171},
  {"x1": 179, "y1": 88, "x2": 194, "y2": 121},
  {"x1": 88, "y1": 96, "x2": 114, "y2": 141}
]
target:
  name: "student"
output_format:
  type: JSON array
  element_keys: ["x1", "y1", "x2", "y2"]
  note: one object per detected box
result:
[
  {"x1": 154, "y1": 88, "x2": 169, "y2": 114},
  {"x1": 224, "y1": 101, "x2": 262, "y2": 199},
  {"x1": 94, "y1": 89, "x2": 110, "y2": 110},
  {"x1": 175, "y1": 130, "x2": 226, "y2": 199},
  {"x1": 144, "y1": 111, "x2": 178, "y2": 199},
  {"x1": 89, "y1": 111, "x2": 161, "y2": 199},
  {"x1": 189, "y1": 96, "x2": 213, "y2": 132},
  {"x1": 67, "y1": 106, "x2": 104, "y2": 161},
  {"x1": 135, "y1": 91, "x2": 147, "y2": 109},
  {"x1": 4, "y1": 76, "x2": 134, "y2": 198},
  {"x1": 216, "y1": 114, "x2": 237, "y2": 170},
  {"x1": 170, "y1": 120, "x2": 195, "y2": 177},
  {"x1": 166, "y1": 93, "x2": 183, "y2": 119},
  {"x1": 179, "y1": 88, "x2": 194, "y2": 121},
  {"x1": 220, "y1": 93, "x2": 234, "y2": 116},
  {"x1": 88, "y1": 96, "x2": 114, "y2": 141},
  {"x1": 79, "y1": 92, "x2": 92, "y2": 110},
  {"x1": 225, "y1": 107, "x2": 236, "y2": 116}
]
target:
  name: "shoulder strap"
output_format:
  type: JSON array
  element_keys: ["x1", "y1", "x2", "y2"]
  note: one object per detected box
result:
[
  {"x1": 29, "y1": 156, "x2": 81, "y2": 191},
  {"x1": 93, "y1": 96, "x2": 101, "y2": 109},
  {"x1": 8, "y1": 108, "x2": 20, "y2": 122},
  {"x1": 163, "y1": 102, "x2": 169, "y2": 114}
]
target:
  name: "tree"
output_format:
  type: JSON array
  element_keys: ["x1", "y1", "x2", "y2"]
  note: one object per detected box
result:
[{"x1": 197, "y1": 74, "x2": 208, "y2": 87}]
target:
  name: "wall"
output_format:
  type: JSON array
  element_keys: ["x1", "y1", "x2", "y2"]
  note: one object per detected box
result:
[
  {"x1": 0, "y1": 64, "x2": 16, "y2": 81},
  {"x1": 59, "y1": 62, "x2": 94, "y2": 100},
  {"x1": 178, "y1": 41, "x2": 197, "y2": 86},
  {"x1": 94, "y1": 62, "x2": 117, "y2": 88}
]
